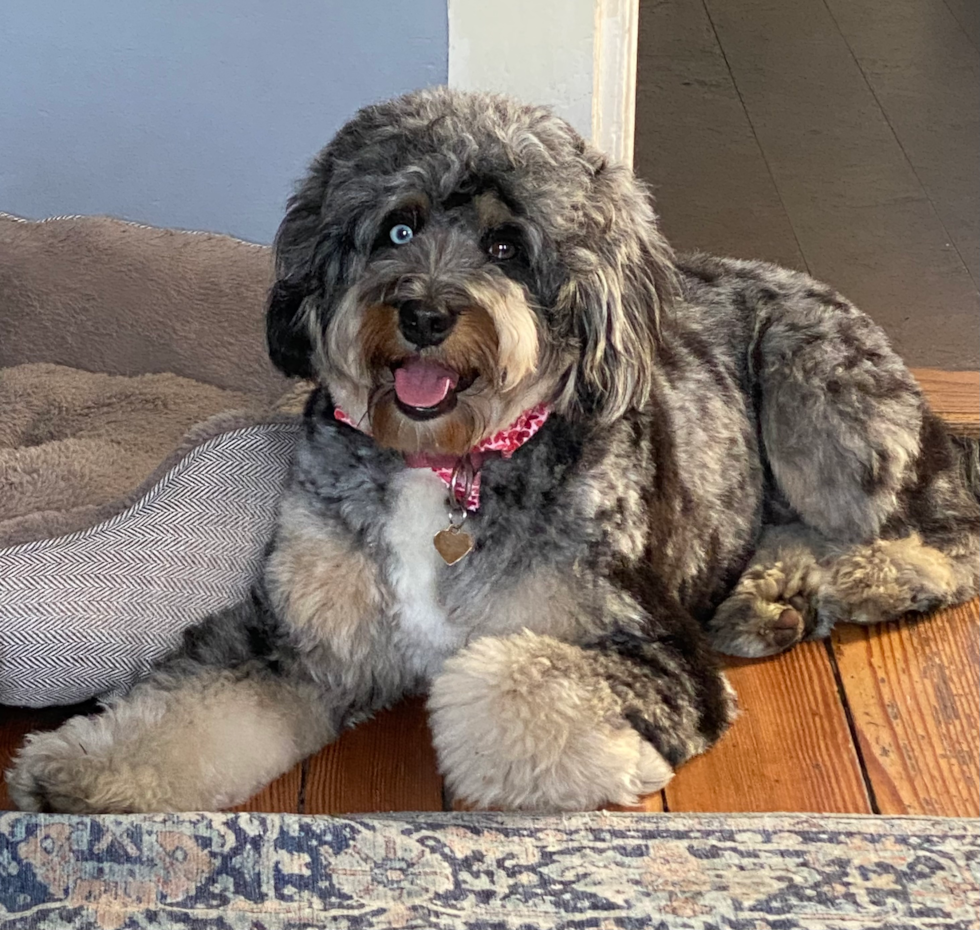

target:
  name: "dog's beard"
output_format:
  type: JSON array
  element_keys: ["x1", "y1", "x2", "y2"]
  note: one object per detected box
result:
[{"x1": 319, "y1": 282, "x2": 555, "y2": 456}]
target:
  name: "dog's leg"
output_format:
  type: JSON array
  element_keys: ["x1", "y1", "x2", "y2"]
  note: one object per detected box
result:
[
  {"x1": 726, "y1": 284, "x2": 980, "y2": 656},
  {"x1": 709, "y1": 524, "x2": 978, "y2": 658},
  {"x1": 6, "y1": 570, "x2": 402, "y2": 814},
  {"x1": 429, "y1": 619, "x2": 736, "y2": 811},
  {"x1": 754, "y1": 289, "x2": 924, "y2": 543},
  {"x1": 5, "y1": 597, "x2": 344, "y2": 813},
  {"x1": 7, "y1": 665, "x2": 332, "y2": 814},
  {"x1": 7, "y1": 493, "x2": 403, "y2": 814},
  {"x1": 815, "y1": 530, "x2": 977, "y2": 631}
]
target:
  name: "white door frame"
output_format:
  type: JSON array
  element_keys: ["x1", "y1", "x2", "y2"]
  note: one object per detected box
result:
[{"x1": 447, "y1": 0, "x2": 639, "y2": 167}]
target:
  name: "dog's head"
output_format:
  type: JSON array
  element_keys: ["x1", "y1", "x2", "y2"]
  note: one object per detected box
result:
[{"x1": 267, "y1": 87, "x2": 676, "y2": 455}]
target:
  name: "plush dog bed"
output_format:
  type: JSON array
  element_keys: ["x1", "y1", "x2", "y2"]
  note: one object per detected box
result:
[
  {"x1": 0, "y1": 213, "x2": 302, "y2": 707},
  {"x1": 0, "y1": 363, "x2": 257, "y2": 547}
]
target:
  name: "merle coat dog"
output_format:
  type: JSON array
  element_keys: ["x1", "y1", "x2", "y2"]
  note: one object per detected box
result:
[{"x1": 9, "y1": 89, "x2": 978, "y2": 813}]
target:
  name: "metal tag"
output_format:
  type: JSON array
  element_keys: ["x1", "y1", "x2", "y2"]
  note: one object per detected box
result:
[{"x1": 433, "y1": 525, "x2": 474, "y2": 565}]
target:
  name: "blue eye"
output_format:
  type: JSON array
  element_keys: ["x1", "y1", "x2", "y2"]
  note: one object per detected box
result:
[{"x1": 389, "y1": 223, "x2": 414, "y2": 245}]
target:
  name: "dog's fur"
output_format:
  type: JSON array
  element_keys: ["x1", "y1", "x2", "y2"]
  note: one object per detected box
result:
[{"x1": 8, "y1": 88, "x2": 979, "y2": 813}]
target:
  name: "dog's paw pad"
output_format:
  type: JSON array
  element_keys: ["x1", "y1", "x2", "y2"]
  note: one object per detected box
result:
[
  {"x1": 708, "y1": 596, "x2": 807, "y2": 658},
  {"x1": 771, "y1": 607, "x2": 805, "y2": 647}
]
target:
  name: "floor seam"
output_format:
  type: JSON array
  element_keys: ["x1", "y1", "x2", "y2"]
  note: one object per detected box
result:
[
  {"x1": 940, "y1": 0, "x2": 980, "y2": 54},
  {"x1": 297, "y1": 758, "x2": 310, "y2": 815},
  {"x1": 823, "y1": 636, "x2": 881, "y2": 815}
]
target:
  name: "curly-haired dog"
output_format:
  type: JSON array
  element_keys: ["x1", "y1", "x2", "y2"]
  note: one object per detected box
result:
[{"x1": 9, "y1": 88, "x2": 979, "y2": 813}]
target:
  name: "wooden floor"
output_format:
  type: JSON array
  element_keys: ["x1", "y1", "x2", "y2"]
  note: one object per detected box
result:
[
  {"x1": 634, "y1": 0, "x2": 979, "y2": 371},
  {"x1": 0, "y1": 372, "x2": 976, "y2": 817}
]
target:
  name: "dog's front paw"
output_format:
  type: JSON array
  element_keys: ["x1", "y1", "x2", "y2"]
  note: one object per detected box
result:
[
  {"x1": 6, "y1": 708, "x2": 187, "y2": 814},
  {"x1": 6, "y1": 714, "x2": 157, "y2": 813},
  {"x1": 707, "y1": 558, "x2": 817, "y2": 657},
  {"x1": 428, "y1": 631, "x2": 673, "y2": 811}
]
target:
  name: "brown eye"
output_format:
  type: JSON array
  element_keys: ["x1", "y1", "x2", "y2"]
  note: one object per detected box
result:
[{"x1": 488, "y1": 240, "x2": 516, "y2": 261}]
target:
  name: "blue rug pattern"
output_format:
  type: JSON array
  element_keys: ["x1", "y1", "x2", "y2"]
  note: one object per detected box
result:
[{"x1": 0, "y1": 811, "x2": 977, "y2": 929}]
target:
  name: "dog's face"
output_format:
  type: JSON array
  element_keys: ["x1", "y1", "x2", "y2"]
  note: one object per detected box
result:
[{"x1": 267, "y1": 88, "x2": 676, "y2": 454}]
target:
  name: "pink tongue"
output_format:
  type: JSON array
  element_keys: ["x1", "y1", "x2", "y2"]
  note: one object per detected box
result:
[{"x1": 394, "y1": 359, "x2": 459, "y2": 408}]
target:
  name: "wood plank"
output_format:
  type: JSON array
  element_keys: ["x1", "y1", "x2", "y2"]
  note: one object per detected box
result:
[
  {"x1": 229, "y1": 763, "x2": 303, "y2": 814},
  {"x1": 454, "y1": 789, "x2": 666, "y2": 814},
  {"x1": 913, "y1": 368, "x2": 980, "y2": 437},
  {"x1": 832, "y1": 599, "x2": 980, "y2": 817},
  {"x1": 0, "y1": 702, "x2": 97, "y2": 810},
  {"x1": 606, "y1": 791, "x2": 665, "y2": 814},
  {"x1": 302, "y1": 696, "x2": 443, "y2": 814},
  {"x1": 703, "y1": 0, "x2": 979, "y2": 370},
  {"x1": 664, "y1": 641, "x2": 872, "y2": 813}
]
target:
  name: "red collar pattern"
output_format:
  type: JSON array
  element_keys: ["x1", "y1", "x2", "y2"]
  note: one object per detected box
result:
[{"x1": 333, "y1": 403, "x2": 551, "y2": 511}]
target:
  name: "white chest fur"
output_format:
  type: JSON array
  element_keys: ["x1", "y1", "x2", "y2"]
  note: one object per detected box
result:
[{"x1": 383, "y1": 469, "x2": 464, "y2": 676}]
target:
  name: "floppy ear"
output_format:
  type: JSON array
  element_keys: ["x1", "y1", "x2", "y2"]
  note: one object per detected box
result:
[
  {"x1": 265, "y1": 156, "x2": 337, "y2": 380},
  {"x1": 266, "y1": 277, "x2": 315, "y2": 379},
  {"x1": 562, "y1": 160, "x2": 677, "y2": 423}
]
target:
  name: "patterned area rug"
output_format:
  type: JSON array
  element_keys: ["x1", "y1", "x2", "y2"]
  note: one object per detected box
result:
[{"x1": 0, "y1": 811, "x2": 976, "y2": 929}]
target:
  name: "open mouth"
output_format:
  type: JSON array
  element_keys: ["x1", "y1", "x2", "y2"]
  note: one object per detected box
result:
[{"x1": 392, "y1": 358, "x2": 474, "y2": 420}]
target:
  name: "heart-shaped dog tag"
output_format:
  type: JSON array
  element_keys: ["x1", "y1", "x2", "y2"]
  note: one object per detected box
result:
[{"x1": 433, "y1": 525, "x2": 474, "y2": 565}]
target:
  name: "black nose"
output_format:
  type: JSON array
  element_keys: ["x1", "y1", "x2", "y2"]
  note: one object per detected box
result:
[{"x1": 397, "y1": 299, "x2": 456, "y2": 348}]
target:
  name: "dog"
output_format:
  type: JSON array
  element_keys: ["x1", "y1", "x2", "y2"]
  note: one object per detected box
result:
[{"x1": 8, "y1": 88, "x2": 979, "y2": 813}]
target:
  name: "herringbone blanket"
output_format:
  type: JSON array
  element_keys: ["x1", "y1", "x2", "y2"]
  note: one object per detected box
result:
[
  {"x1": 0, "y1": 810, "x2": 976, "y2": 929},
  {"x1": 0, "y1": 363, "x2": 304, "y2": 706}
]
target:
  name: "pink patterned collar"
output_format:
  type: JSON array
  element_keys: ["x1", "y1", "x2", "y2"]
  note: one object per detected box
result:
[{"x1": 333, "y1": 403, "x2": 551, "y2": 511}]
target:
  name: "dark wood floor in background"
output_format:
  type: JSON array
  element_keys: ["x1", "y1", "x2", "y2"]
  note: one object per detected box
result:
[
  {"x1": 633, "y1": 0, "x2": 979, "y2": 370},
  {"x1": 1, "y1": 379, "x2": 976, "y2": 818}
]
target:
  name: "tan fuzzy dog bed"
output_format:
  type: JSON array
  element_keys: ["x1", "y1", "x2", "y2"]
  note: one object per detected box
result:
[{"x1": 0, "y1": 214, "x2": 302, "y2": 707}]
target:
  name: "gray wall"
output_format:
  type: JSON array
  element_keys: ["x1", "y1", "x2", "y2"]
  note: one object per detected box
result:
[{"x1": 0, "y1": 2, "x2": 448, "y2": 244}]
